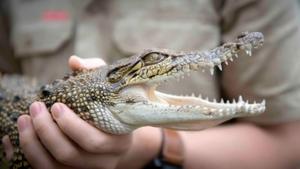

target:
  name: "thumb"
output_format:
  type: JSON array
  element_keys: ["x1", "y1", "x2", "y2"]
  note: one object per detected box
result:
[{"x1": 68, "y1": 55, "x2": 106, "y2": 71}]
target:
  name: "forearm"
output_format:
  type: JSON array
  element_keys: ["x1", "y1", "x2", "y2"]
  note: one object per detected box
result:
[
  {"x1": 180, "y1": 121, "x2": 300, "y2": 169},
  {"x1": 117, "y1": 121, "x2": 300, "y2": 169}
]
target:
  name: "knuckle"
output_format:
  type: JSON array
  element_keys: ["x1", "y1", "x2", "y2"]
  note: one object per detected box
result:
[
  {"x1": 83, "y1": 136, "x2": 105, "y2": 153},
  {"x1": 54, "y1": 148, "x2": 77, "y2": 165},
  {"x1": 83, "y1": 135, "x2": 131, "y2": 153},
  {"x1": 19, "y1": 135, "x2": 31, "y2": 149},
  {"x1": 117, "y1": 137, "x2": 131, "y2": 153},
  {"x1": 33, "y1": 121, "x2": 48, "y2": 135}
]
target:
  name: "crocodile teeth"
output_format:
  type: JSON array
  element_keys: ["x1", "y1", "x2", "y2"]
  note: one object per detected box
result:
[
  {"x1": 217, "y1": 64, "x2": 222, "y2": 71},
  {"x1": 225, "y1": 60, "x2": 228, "y2": 65},
  {"x1": 246, "y1": 50, "x2": 252, "y2": 56},
  {"x1": 238, "y1": 95, "x2": 243, "y2": 102},
  {"x1": 210, "y1": 68, "x2": 214, "y2": 75}
]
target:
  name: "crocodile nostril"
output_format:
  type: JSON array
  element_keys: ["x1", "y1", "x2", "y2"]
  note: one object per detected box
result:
[{"x1": 40, "y1": 85, "x2": 52, "y2": 97}]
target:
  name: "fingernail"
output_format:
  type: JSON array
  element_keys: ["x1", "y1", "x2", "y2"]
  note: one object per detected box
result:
[
  {"x1": 51, "y1": 103, "x2": 64, "y2": 119},
  {"x1": 17, "y1": 116, "x2": 29, "y2": 132},
  {"x1": 30, "y1": 102, "x2": 43, "y2": 118}
]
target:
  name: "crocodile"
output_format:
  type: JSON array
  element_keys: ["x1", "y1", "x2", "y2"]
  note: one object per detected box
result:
[{"x1": 0, "y1": 32, "x2": 265, "y2": 169}]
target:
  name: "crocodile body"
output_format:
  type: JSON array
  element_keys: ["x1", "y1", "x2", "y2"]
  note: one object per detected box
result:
[{"x1": 0, "y1": 32, "x2": 265, "y2": 169}]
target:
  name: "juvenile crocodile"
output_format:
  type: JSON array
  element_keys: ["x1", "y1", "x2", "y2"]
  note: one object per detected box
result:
[{"x1": 0, "y1": 32, "x2": 265, "y2": 169}]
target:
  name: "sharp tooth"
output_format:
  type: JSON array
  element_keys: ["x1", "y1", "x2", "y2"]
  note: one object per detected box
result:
[
  {"x1": 229, "y1": 56, "x2": 234, "y2": 62},
  {"x1": 213, "y1": 99, "x2": 217, "y2": 103},
  {"x1": 235, "y1": 54, "x2": 238, "y2": 58},
  {"x1": 205, "y1": 97, "x2": 209, "y2": 101},
  {"x1": 191, "y1": 93, "x2": 195, "y2": 97},
  {"x1": 261, "y1": 99, "x2": 266, "y2": 105},
  {"x1": 238, "y1": 95, "x2": 243, "y2": 102},
  {"x1": 210, "y1": 68, "x2": 214, "y2": 75},
  {"x1": 232, "y1": 99, "x2": 236, "y2": 104},
  {"x1": 225, "y1": 61, "x2": 228, "y2": 65},
  {"x1": 246, "y1": 50, "x2": 252, "y2": 56},
  {"x1": 220, "y1": 98, "x2": 224, "y2": 103},
  {"x1": 198, "y1": 94, "x2": 202, "y2": 98},
  {"x1": 217, "y1": 64, "x2": 222, "y2": 71},
  {"x1": 254, "y1": 101, "x2": 257, "y2": 104},
  {"x1": 226, "y1": 100, "x2": 230, "y2": 104}
]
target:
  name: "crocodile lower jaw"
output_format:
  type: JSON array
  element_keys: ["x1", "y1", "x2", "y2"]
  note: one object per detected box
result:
[{"x1": 114, "y1": 84, "x2": 265, "y2": 128}]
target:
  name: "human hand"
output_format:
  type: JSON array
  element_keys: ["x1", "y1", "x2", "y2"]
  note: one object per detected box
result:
[{"x1": 3, "y1": 56, "x2": 161, "y2": 169}]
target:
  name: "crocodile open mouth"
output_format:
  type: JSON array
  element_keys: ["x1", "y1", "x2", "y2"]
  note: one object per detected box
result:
[
  {"x1": 110, "y1": 32, "x2": 265, "y2": 129},
  {"x1": 115, "y1": 82, "x2": 265, "y2": 130},
  {"x1": 120, "y1": 84, "x2": 265, "y2": 117}
]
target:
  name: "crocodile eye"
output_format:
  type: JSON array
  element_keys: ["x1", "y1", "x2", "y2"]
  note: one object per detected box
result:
[
  {"x1": 107, "y1": 68, "x2": 126, "y2": 83},
  {"x1": 107, "y1": 64, "x2": 130, "y2": 83},
  {"x1": 142, "y1": 53, "x2": 165, "y2": 65},
  {"x1": 108, "y1": 73, "x2": 122, "y2": 83}
]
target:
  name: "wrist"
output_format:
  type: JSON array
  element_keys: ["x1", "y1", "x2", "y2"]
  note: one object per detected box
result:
[{"x1": 116, "y1": 127, "x2": 161, "y2": 169}]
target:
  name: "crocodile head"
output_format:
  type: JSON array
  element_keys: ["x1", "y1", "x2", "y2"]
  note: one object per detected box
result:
[{"x1": 106, "y1": 32, "x2": 266, "y2": 130}]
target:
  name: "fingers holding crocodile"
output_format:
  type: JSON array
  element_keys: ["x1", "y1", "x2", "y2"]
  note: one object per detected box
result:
[
  {"x1": 19, "y1": 101, "x2": 129, "y2": 169},
  {"x1": 51, "y1": 103, "x2": 132, "y2": 154},
  {"x1": 17, "y1": 115, "x2": 63, "y2": 169}
]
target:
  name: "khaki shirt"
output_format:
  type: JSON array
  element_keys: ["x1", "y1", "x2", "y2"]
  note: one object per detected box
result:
[{"x1": 1, "y1": 0, "x2": 300, "y2": 124}]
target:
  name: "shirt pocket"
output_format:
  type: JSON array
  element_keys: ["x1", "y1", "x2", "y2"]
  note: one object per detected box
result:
[{"x1": 10, "y1": 0, "x2": 74, "y2": 57}]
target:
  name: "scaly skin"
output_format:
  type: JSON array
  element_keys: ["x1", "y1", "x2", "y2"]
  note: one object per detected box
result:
[{"x1": 0, "y1": 32, "x2": 265, "y2": 169}]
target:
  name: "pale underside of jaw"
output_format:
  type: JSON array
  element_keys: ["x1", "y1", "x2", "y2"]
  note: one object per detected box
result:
[{"x1": 113, "y1": 84, "x2": 265, "y2": 130}]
